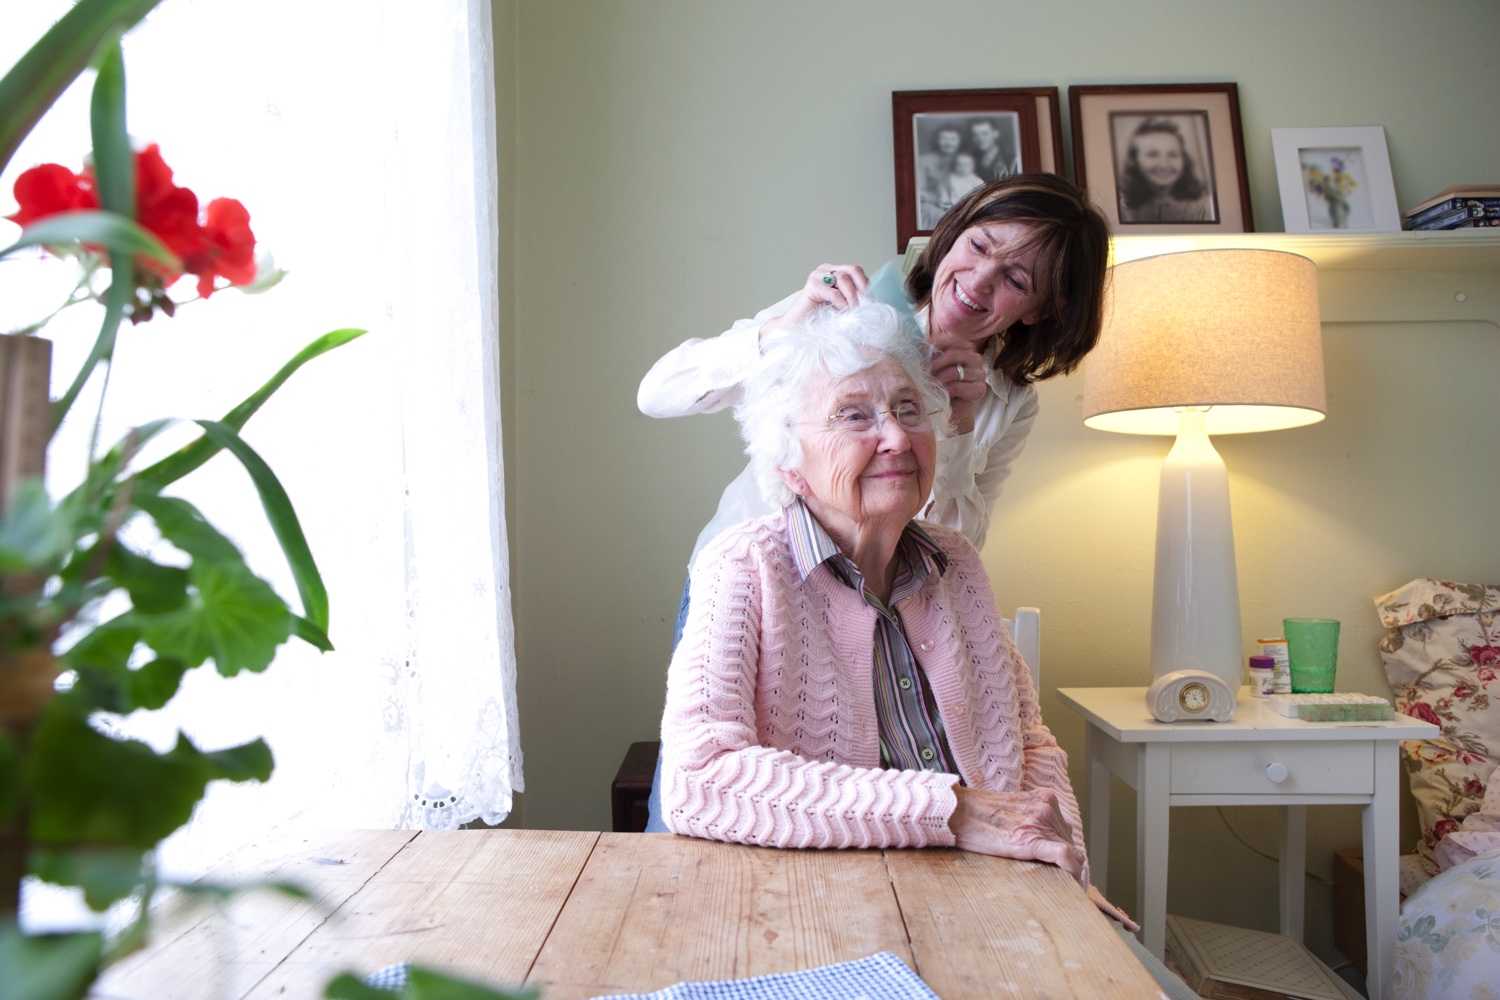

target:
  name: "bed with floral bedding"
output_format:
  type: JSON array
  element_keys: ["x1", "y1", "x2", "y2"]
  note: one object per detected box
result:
[{"x1": 1376, "y1": 579, "x2": 1500, "y2": 999}]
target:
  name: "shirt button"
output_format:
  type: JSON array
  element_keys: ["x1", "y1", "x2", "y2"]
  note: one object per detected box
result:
[
  {"x1": 898, "y1": 677, "x2": 912, "y2": 690},
  {"x1": 918, "y1": 640, "x2": 933, "y2": 651},
  {"x1": 920, "y1": 748, "x2": 935, "y2": 761}
]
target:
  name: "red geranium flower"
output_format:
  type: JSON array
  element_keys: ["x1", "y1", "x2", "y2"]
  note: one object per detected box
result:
[
  {"x1": 130, "y1": 143, "x2": 207, "y2": 266},
  {"x1": 5, "y1": 163, "x2": 97, "y2": 225},
  {"x1": 1469, "y1": 645, "x2": 1500, "y2": 666},
  {"x1": 1404, "y1": 702, "x2": 1442, "y2": 727},
  {"x1": 188, "y1": 197, "x2": 256, "y2": 298},
  {"x1": 6, "y1": 144, "x2": 256, "y2": 315}
]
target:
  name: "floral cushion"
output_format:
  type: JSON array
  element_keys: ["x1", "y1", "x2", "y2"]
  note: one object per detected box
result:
[
  {"x1": 1376, "y1": 579, "x2": 1500, "y2": 864},
  {"x1": 1392, "y1": 847, "x2": 1500, "y2": 1000}
]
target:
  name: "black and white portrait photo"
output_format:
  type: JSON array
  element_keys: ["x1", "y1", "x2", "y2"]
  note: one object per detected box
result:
[
  {"x1": 913, "y1": 111, "x2": 1020, "y2": 228},
  {"x1": 1109, "y1": 111, "x2": 1219, "y2": 224}
]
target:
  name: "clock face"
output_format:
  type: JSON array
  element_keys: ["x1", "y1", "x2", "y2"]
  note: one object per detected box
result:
[{"x1": 1179, "y1": 682, "x2": 1210, "y2": 713}]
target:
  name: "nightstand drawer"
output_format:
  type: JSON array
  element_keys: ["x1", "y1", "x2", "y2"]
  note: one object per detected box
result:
[{"x1": 1169, "y1": 741, "x2": 1374, "y2": 795}]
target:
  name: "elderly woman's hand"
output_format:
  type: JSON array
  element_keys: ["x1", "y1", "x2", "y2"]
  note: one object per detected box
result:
[
  {"x1": 949, "y1": 785, "x2": 1085, "y2": 882},
  {"x1": 761, "y1": 263, "x2": 870, "y2": 338}
]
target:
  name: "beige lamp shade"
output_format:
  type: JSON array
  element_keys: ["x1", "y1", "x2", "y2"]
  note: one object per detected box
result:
[{"x1": 1083, "y1": 249, "x2": 1326, "y2": 435}]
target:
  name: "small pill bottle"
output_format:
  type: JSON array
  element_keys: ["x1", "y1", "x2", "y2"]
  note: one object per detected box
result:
[
  {"x1": 1247, "y1": 655, "x2": 1275, "y2": 697},
  {"x1": 1258, "y1": 638, "x2": 1292, "y2": 694}
]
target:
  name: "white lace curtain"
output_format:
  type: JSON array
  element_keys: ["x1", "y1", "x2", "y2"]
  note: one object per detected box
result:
[{"x1": 3, "y1": 0, "x2": 520, "y2": 886}]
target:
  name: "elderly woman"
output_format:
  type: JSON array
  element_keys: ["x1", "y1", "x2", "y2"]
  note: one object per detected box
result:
[{"x1": 657, "y1": 300, "x2": 1126, "y2": 920}]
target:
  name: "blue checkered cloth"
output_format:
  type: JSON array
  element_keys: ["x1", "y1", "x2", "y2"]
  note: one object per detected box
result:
[
  {"x1": 586, "y1": 952, "x2": 941, "y2": 1000},
  {"x1": 363, "y1": 962, "x2": 411, "y2": 991}
]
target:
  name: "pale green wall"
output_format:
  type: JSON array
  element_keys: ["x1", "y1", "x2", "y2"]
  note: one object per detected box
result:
[{"x1": 498, "y1": 0, "x2": 1500, "y2": 964}]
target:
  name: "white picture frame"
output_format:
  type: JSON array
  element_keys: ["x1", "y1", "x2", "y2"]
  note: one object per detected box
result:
[{"x1": 1272, "y1": 126, "x2": 1401, "y2": 233}]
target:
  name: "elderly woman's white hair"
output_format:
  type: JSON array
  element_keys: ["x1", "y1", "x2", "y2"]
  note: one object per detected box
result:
[{"x1": 734, "y1": 299, "x2": 950, "y2": 507}]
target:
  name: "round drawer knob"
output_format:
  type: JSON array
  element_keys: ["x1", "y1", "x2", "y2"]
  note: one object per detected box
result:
[{"x1": 1266, "y1": 762, "x2": 1289, "y2": 784}]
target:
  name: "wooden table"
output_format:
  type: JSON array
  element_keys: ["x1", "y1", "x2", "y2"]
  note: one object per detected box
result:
[{"x1": 95, "y1": 830, "x2": 1164, "y2": 999}]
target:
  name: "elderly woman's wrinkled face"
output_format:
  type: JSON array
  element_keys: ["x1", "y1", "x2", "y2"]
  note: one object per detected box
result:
[{"x1": 780, "y1": 357, "x2": 937, "y2": 529}]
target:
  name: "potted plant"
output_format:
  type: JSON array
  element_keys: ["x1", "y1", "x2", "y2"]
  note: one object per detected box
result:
[{"x1": 0, "y1": 4, "x2": 526, "y2": 997}]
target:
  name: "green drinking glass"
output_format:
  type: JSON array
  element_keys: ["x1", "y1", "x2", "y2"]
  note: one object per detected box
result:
[{"x1": 1284, "y1": 617, "x2": 1340, "y2": 693}]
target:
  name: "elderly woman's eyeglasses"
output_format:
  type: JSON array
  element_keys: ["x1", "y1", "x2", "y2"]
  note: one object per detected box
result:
[{"x1": 797, "y1": 403, "x2": 940, "y2": 435}]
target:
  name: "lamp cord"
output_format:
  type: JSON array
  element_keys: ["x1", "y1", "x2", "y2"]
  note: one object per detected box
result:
[{"x1": 1214, "y1": 807, "x2": 1334, "y2": 887}]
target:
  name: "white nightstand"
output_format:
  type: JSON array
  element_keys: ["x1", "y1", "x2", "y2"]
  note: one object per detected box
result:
[{"x1": 1056, "y1": 686, "x2": 1438, "y2": 1000}]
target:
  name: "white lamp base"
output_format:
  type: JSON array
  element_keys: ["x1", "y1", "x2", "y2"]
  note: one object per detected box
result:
[{"x1": 1151, "y1": 409, "x2": 1243, "y2": 706}]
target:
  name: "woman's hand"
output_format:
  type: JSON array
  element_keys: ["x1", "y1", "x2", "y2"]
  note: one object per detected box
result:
[
  {"x1": 926, "y1": 325, "x2": 988, "y2": 436},
  {"x1": 949, "y1": 785, "x2": 1085, "y2": 883},
  {"x1": 761, "y1": 264, "x2": 870, "y2": 338}
]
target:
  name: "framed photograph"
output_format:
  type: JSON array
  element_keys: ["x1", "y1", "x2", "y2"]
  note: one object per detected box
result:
[
  {"x1": 1070, "y1": 83, "x2": 1253, "y2": 234},
  {"x1": 1271, "y1": 126, "x2": 1400, "y2": 232},
  {"x1": 892, "y1": 88, "x2": 1064, "y2": 252}
]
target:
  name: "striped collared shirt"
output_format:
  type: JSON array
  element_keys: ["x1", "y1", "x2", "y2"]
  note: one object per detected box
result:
[{"x1": 785, "y1": 500, "x2": 958, "y2": 775}]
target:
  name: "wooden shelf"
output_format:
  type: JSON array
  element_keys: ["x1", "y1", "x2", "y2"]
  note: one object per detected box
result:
[
  {"x1": 1110, "y1": 230, "x2": 1500, "y2": 272},
  {"x1": 906, "y1": 231, "x2": 1500, "y2": 325}
]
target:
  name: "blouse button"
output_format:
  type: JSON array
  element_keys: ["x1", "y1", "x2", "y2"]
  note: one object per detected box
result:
[
  {"x1": 920, "y1": 748, "x2": 935, "y2": 761},
  {"x1": 898, "y1": 677, "x2": 912, "y2": 690},
  {"x1": 918, "y1": 640, "x2": 933, "y2": 651}
]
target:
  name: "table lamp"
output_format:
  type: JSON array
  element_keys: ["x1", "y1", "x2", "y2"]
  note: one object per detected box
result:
[{"x1": 1082, "y1": 249, "x2": 1325, "y2": 718}]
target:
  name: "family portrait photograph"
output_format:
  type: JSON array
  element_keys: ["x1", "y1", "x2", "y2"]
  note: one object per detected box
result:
[
  {"x1": 891, "y1": 88, "x2": 1061, "y2": 249},
  {"x1": 913, "y1": 112, "x2": 1022, "y2": 228},
  {"x1": 1108, "y1": 111, "x2": 1220, "y2": 225}
]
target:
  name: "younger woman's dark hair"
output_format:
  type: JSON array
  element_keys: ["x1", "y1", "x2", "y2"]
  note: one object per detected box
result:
[
  {"x1": 1120, "y1": 119, "x2": 1206, "y2": 209},
  {"x1": 906, "y1": 172, "x2": 1110, "y2": 385}
]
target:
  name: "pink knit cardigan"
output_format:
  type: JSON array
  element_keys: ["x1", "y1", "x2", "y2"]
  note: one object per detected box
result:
[{"x1": 659, "y1": 508, "x2": 1090, "y2": 885}]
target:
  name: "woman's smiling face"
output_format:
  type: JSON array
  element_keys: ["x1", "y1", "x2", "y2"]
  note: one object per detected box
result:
[
  {"x1": 927, "y1": 221, "x2": 1047, "y2": 348},
  {"x1": 1132, "y1": 131, "x2": 1185, "y2": 191}
]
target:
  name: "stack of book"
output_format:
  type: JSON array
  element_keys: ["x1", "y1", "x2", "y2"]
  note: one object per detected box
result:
[{"x1": 1403, "y1": 184, "x2": 1500, "y2": 230}]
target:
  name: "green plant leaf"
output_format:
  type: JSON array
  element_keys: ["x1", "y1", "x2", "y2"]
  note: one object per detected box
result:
[
  {"x1": 141, "y1": 559, "x2": 291, "y2": 676},
  {"x1": 106, "y1": 544, "x2": 190, "y2": 615},
  {"x1": 131, "y1": 493, "x2": 239, "y2": 563},
  {"x1": 67, "y1": 656, "x2": 188, "y2": 716},
  {"x1": 324, "y1": 974, "x2": 393, "y2": 1000},
  {"x1": 0, "y1": 477, "x2": 73, "y2": 572},
  {"x1": 136, "y1": 328, "x2": 367, "y2": 490},
  {"x1": 51, "y1": 236, "x2": 134, "y2": 436},
  {"x1": 324, "y1": 967, "x2": 538, "y2": 1000},
  {"x1": 166, "y1": 878, "x2": 313, "y2": 903},
  {"x1": 292, "y1": 614, "x2": 334, "y2": 653},
  {"x1": 120, "y1": 657, "x2": 189, "y2": 712},
  {"x1": 0, "y1": 922, "x2": 103, "y2": 1000},
  {"x1": 0, "y1": 211, "x2": 177, "y2": 269},
  {"x1": 199, "y1": 739, "x2": 274, "y2": 783},
  {"x1": 118, "y1": 496, "x2": 292, "y2": 675},
  {"x1": 406, "y1": 968, "x2": 539, "y2": 1000},
  {"x1": 194, "y1": 419, "x2": 328, "y2": 632},
  {"x1": 89, "y1": 41, "x2": 133, "y2": 218},
  {"x1": 59, "y1": 614, "x2": 140, "y2": 673},
  {"x1": 29, "y1": 847, "x2": 149, "y2": 910},
  {"x1": 57, "y1": 417, "x2": 177, "y2": 523},
  {"x1": 0, "y1": 732, "x2": 17, "y2": 825},
  {"x1": 30, "y1": 705, "x2": 274, "y2": 850},
  {"x1": 0, "y1": 0, "x2": 164, "y2": 174}
]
